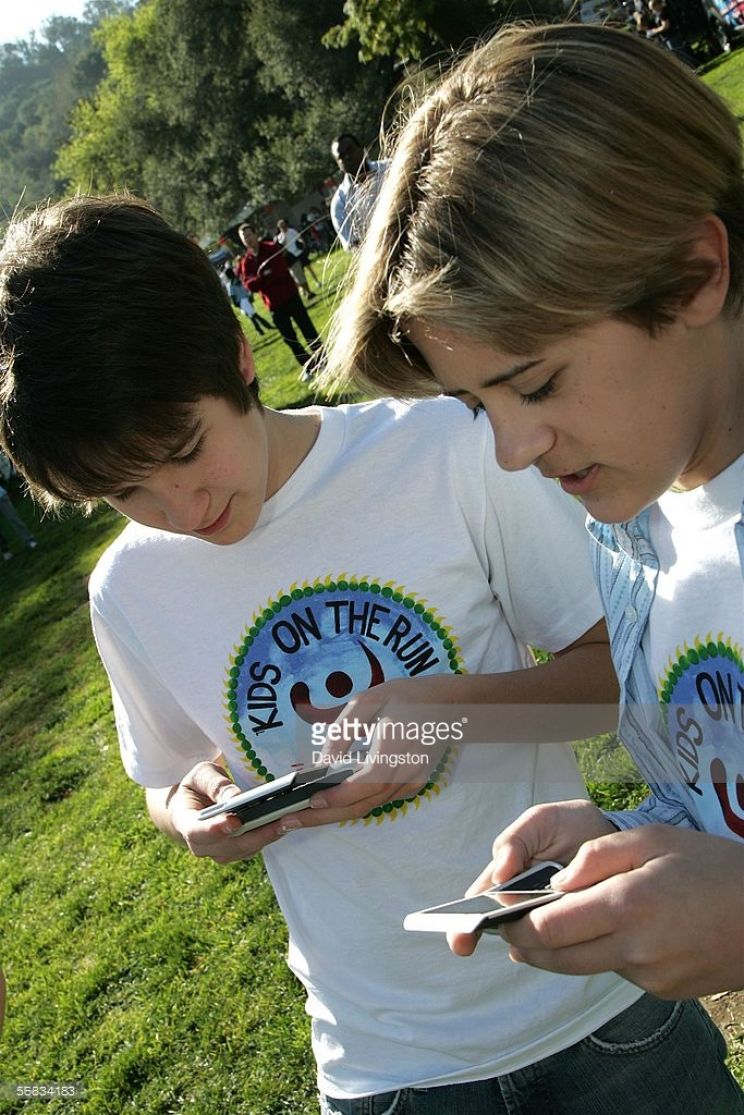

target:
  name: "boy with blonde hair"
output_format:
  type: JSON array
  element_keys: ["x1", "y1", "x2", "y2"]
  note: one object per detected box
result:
[{"x1": 323, "y1": 21, "x2": 744, "y2": 1009}]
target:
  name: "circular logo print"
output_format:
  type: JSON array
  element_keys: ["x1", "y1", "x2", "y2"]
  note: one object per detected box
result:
[
  {"x1": 225, "y1": 576, "x2": 464, "y2": 823},
  {"x1": 660, "y1": 634, "x2": 744, "y2": 837}
]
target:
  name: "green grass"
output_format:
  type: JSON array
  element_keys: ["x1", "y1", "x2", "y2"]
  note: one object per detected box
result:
[
  {"x1": 701, "y1": 48, "x2": 744, "y2": 124},
  {"x1": 5, "y1": 60, "x2": 744, "y2": 1104}
]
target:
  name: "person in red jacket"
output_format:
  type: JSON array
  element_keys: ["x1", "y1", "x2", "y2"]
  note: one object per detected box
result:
[{"x1": 236, "y1": 224, "x2": 321, "y2": 381}]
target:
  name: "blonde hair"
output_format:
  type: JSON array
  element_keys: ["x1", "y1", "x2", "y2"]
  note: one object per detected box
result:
[{"x1": 325, "y1": 22, "x2": 744, "y2": 396}]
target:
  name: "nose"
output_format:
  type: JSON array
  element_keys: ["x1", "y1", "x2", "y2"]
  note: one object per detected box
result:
[
  {"x1": 486, "y1": 408, "x2": 555, "y2": 473},
  {"x1": 156, "y1": 480, "x2": 209, "y2": 533}
]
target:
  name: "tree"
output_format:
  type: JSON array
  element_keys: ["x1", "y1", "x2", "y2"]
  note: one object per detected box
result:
[
  {"x1": 323, "y1": 0, "x2": 568, "y2": 63},
  {"x1": 0, "y1": 3, "x2": 132, "y2": 222},
  {"x1": 241, "y1": 0, "x2": 395, "y2": 205},
  {"x1": 58, "y1": 0, "x2": 395, "y2": 233}
]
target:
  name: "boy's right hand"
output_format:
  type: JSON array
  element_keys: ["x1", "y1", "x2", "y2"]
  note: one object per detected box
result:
[
  {"x1": 447, "y1": 799, "x2": 617, "y2": 956},
  {"x1": 169, "y1": 761, "x2": 289, "y2": 864}
]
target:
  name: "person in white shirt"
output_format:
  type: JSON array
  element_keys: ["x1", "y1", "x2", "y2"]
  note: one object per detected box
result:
[
  {"x1": 322, "y1": 21, "x2": 744, "y2": 1025},
  {"x1": 276, "y1": 219, "x2": 319, "y2": 300},
  {"x1": 330, "y1": 134, "x2": 386, "y2": 251}
]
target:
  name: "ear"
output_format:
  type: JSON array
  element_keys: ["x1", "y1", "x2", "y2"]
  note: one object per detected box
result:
[
  {"x1": 238, "y1": 334, "x2": 256, "y2": 385},
  {"x1": 679, "y1": 214, "x2": 730, "y2": 328}
]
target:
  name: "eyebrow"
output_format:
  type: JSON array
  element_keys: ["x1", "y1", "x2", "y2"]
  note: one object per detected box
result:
[{"x1": 445, "y1": 359, "x2": 544, "y2": 398}]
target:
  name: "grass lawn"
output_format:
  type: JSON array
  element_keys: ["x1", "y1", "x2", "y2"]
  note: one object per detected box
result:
[
  {"x1": 701, "y1": 47, "x2": 744, "y2": 125},
  {"x1": 3, "y1": 61, "x2": 744, "y2": 1107}
]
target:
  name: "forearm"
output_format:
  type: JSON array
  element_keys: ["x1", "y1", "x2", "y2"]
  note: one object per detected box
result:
[
  {"x1": 145, "y1": 784, "x2": 186, "y2": 845},
  {"x1": 431, "y1": 645, "x2": 616, "y2": 705},
  {"x1": 411, "y1": 628, "x2": 618, "y2": 740}
]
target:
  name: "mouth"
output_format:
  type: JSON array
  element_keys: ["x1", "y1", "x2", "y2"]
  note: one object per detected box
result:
[
  {"x1": 195, "y1": 499, "x2": 232, "y2": 537},
  {"x1": 547, "y1": 465, "x2": 600, "y2": 497}
]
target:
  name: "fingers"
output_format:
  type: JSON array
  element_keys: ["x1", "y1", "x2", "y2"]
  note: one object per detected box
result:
[
  {"x1": 551, "y1": 825, "x2": 660, "y2": 891},
  {"x1": 447, "y1": 929, "x2": 482, "y2": 957},
  {"x1": 173, "y1": 762, "x2": 291, "y2": 862},
  {"x1": 500, "y1": 882, "x2": 623, "y2": 952},
  {"x1": 181, "y1": 760, "x2": 241, "y2": 807},
  {"x1": 319, "y1": 688, "x2": 388, "y2": 762},
  {"x1": 287, "y1": 774, "x2": 424, "y2": 829},
  {"x1": 464, "y1": 804, "x2": 566, "y2": 897},
  {"x1": 492, "y1": 803, "x2": 561, "y2": 866},
  {"x1": 464, "y1": 854, "x2": 518, "y2": 898},
  {"x1": 180, "y1": 806, "x2": 290, "y2": 862},
  {"x1": 506, "y1": 935, "x2": 622, "y2": 979}
]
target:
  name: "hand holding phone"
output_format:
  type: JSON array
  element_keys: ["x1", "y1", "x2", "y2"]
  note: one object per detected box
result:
[
  {"x1": 403, "y1": 862, "x2": 564, "y2": 934},
  {"x1": 198, "y1": 764, "x2": 358, "y2": 835}
]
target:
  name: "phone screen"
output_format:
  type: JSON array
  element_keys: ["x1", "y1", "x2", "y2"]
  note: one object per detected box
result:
[
  {"x1": 427, "y1": 890, "x2": 553, "y2": 916},
  {"x1": 403, "y1": 862, "x2": 564, "y2": 933},
  {"x1": 492, "y1": 864, "x2": 558, "y2": 892}
]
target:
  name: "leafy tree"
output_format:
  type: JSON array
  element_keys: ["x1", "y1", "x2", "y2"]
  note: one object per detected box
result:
[
  {"x1": 59, "y1": 0, "x2": 276, "y2": 230},
  {"x1": 324, "y1": 0, "x2": 567, "y2": 63},
  {"x1": 241, "y1": 0, "x2": 395, "y2": 205},
  {"x1": 58, "y1": 0, "x2": 394, "y2": 233},
  {"x1": 0, "y1": 3, "x2": 132, "y2": 222}
]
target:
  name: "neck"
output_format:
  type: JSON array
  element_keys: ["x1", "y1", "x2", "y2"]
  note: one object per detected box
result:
[
  {"x1": 264, "y1": 408, "x2": 320, "y2": 499},
  {"x1": 678, "y1": 315, "x2": 744, "y2": 488}
]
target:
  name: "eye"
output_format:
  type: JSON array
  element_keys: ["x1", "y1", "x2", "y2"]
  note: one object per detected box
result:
[
  {"x1": 113, "y1": 487, "x2": 136, "y2": 502},
  {"x1": 520, "y1": 374, "x2": 557, "y2": 406},
  {"x1": 451, "y1": 393, "x2": 484, "y2": 417},
  {"x1": 174, "y1": 437, "x2": 204, "y2": 465}
]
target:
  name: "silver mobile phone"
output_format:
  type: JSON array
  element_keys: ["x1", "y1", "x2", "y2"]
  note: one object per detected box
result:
[
  {"x1": 403, "y1": 861, "x2": 564, "y2": 933},
  {"x1": 198, "y1": 764, "x2": 357, "y2": 835}
]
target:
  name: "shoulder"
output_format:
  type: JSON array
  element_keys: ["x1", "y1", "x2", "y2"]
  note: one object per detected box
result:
[
  {"x1": 89, "y1": 521, "x2": 187, "y2": 612},
  {"x1": 336, "y1": 394, "x2": 477, "y2": 443},
  {"x1": 329, "y1": 396, "x2": 494, "y2": 483}
]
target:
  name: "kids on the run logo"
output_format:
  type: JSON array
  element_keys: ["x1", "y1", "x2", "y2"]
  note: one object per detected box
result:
[
  {"x1": 659, "y1": 634, "x2": 744, "y2": 837},
  {"x1": 224, "y1": 576, "x2": 464, "y2": 823}
]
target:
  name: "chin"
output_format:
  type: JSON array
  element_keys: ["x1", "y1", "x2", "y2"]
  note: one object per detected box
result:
[{"x1": 583, "y1": 491, "x2": 657, "y2": 525}]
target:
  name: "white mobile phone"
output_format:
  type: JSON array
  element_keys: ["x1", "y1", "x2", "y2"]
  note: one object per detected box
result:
[
  {"x1": 403, "y1": 861, "x2": 565, "y2": 934},
  {"x1": 198, "y1": 764, "x2": 358, "y2": 835}
]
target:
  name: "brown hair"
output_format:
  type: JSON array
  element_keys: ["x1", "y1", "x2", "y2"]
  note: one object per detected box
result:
[
  {"x1": 0, "y1": 195, "x2": 260, "y2": 509},
  {"x1": 324, "y1": 22, "x2": 744, "y2": 395}
]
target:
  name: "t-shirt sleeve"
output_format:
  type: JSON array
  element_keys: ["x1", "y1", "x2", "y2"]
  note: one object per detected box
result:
[
  {"x1": 90, "y1": 598, "x2": 220, "y2": 789},
  {"x1": 475, "y1": 421, "x2": 603, "y2": 653},
  {"x1": 604, "y1": 793, "x2": 698, "y2": 830}
]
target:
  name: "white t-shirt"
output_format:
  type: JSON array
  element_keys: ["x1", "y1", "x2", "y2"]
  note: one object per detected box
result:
[
  {"x1": 89, "y1": 398, "x2": 641, "y2": 1099},
  {"x1": 277, "y1": 226, "x2": 302, "y2": 259},
  {"x1": 644, "y1": 451, "x2": 744, "y2": 837},
  {"x1": 330, "y1": 162, "x2": 386, "y2": 250}
]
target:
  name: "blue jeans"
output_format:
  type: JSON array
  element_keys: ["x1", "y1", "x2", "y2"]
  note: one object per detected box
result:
[{"x1": 319, "y1": 994, "x2": 743, "y2": 1114}]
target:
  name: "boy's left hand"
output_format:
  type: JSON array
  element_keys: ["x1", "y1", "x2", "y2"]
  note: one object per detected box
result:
[
  {"x1": 279, "y1": 678, "x2": 455, "y2": 829},
  {"x1": 496, "y1": 824, "x2": 744, "y2": 1000}
]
